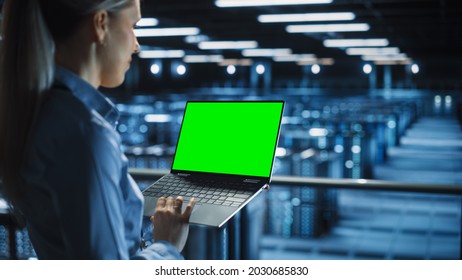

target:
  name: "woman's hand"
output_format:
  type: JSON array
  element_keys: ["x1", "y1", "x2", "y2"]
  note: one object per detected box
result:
[{"x1": 150, "y1": 196, "x2": 196, "y2": 252}]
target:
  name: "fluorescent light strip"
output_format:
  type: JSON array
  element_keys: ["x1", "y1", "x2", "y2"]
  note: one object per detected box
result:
[
  {"x1": 309, "y1": 128, "x2": 328, "y2": 137},
  {"x1": 218, "y1": 59, "x2": 253, "y2": 66},
  {"x1": 273, "y1": 54, "x2": 316, "y2": 62},
  {"x1": 145, "y1": 114, "x2": 172, "y2": 123},
  {"x1": 287, "y1": 23, "x2": 370, "y2": 33},
  {"x1": 216, "y1": 0, "x2": 333, "y2": 7},
  {"x1": 346, "y1": 47, "x2": 400, "y2": 56},
  {"x1": 184, "y1": 35, "x2": 210, "y2": 44},
  {"x1": 183, "y1": 55, "x2": 224, "y2": 63},
  {"x1": 198, "y1": 41, "x2": 258, "y2": 50},
  {"x1": 374, "y1": 59, "x2": 412, "y2": 65},
  {"x1": 136, "y1": 18, "x2": 159, "y2": 27},
  {"x1": 324, "y1": 39, "x2": 389, "y2": 48},
  {"x1": 138, "y1": 50, "x2": 185, "y2": 59},
  {"x1": 362, "y1": 54, "x2": 408, "y2": 61},
  {"x1": 135, "y1": 27, "x2": 200, "y2": 37},
  {"x1": 258, "y1": 12, "x2": 355, "y2": 23},
  {"x1": 297, "y1": 58, "x2": 335, "y2": 65},
  {"x1": 242, "y1": 48, "x2": 292, "y2": 57}
]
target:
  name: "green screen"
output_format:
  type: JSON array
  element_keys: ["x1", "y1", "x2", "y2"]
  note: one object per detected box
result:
[{"x1": 172, "y1": 101, "x2": 284, "y2": 177}]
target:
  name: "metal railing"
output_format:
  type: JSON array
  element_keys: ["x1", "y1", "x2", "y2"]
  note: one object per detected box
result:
[
  {"x1": 129, "y1": 168, "x2": 462, "y2": 195},
  {"x1": 2, "y1": 169, "x2": 461, "y2": 259},
  {"x1": 129, "y1": 168, "x2": 462, "y2": 260}
]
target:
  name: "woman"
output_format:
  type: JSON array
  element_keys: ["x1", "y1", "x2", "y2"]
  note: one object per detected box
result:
[{"x1": 0, "y1": 0, "x2": 195, "y2": 259}]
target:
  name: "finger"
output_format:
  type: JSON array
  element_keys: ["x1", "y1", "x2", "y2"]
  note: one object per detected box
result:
[
  {"x1": 182, "y1": 197, "x2": 196, "y2": 221},
  {"x1": 155, "y1": 197, "x2": 167, "y2": 209},
  {"x1": 165, "y1": 196, "x2": 175, "y2": 211},
  {"x1": 174, "y1": 196, "x2": 184, "y2": 213}
]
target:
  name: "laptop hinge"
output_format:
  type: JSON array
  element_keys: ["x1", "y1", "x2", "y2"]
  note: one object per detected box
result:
[
  {"x1": 177, "y1": 173, "x2": 191, "y2": 177},
  {"x1": 243, "y1": 179, "x2": 261, "y2": 184}
]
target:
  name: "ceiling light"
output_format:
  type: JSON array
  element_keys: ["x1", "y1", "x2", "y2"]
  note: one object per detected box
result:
[
  {"x1": 150, "y1": 63, "x2": 161, "y2": 75},
  {"x1": 273, "y1": 54, "x2": 316, "y2": 62},
  {"x1": 364, "y1": 54, "x2": 413, "y2": 65},
  {"x1": 374, "y1": 59, "x2": 412, "y2": 65},
  {"x1": 361, "y1": 54, "x2": 408, "y2": 61},
  {"x1": 218, "y1": 59, "x2": 253, "y2": 66},
  {"x1": 134, "y1": 27, "x2": 200, "y2": 37},
  {"x1": 258, "y1": 12, "x2": 355, "y2": 23},
  {"x1": 296, "y1": 58, "x2": 334, "y2": 65},
  {"x1": 184, "y1": 35, "x2": 210, "y2": 44},
  {"x1": 138, "y1": 50, "x2": 185, "y2": 58},
  {"x1": 176, "y1": 65, "x2": 187, "y2": 76},
  {"x1": 363, "y1": 64, "x2": 372, "y2": 74},
  {"x1": 215, "y1": 0, "x2": 333, "y2": 8},
  {"x1": 256, "y1": 64, "x2": 266, "y2": 75},
  {"x1": 242, "y1": 48, "x2": 292, "y2": 57},
  {"x1": 198, "y1": 41, "x2": 258, "y2": 50},
  {"x1": 300, "y1": 148, "x2": 316, "y2": 159},
  {"x1": 275, "y1": 147, "x2": 287, "y2": 157},
  {"x1": 323, "y1": 39, "x2": 389, "y2": 48},
  {"x1": 226, "y1": 65, "x2": 237, "y2": 75},
  {"x1": 346, "y1": 47, "x2": 400, "y2": 56},
  {"x1": 183, "y1": 55, "x2": 224, "y2": 63},
  {"x1": 136, "y1": 18, "x2": 159, "y2": 27},
  {"x1": 287, "y1": 23, "x2": 369, "y2": 33},
  {"x1": 145, "y1": 114, "x2": 172, "y2": 123},
  {"x1": 309, "y1": 128, "x2": 328, "y2": 136},
  {"x1": 311, "y1": 64, "x2": 321, "y2": 74}
]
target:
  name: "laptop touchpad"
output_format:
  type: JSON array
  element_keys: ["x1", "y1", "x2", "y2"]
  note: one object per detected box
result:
[{"x1": 143, "y1": 197, "x2": 201, "y2": 216}]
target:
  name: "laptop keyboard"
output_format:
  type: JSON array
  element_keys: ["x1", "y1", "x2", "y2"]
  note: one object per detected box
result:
[{"x1": 142, "y1": 174, "x2": 255, "y2": 207}]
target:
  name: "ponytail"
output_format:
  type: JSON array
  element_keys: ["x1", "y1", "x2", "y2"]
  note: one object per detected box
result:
[{"x1": 0, "y1": 0, "x2": 54, "y2": 200}]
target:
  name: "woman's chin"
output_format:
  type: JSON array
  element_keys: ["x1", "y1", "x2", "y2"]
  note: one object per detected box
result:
[{"x1": 100, "y1": 77, "x2": 125, "y2": 88}]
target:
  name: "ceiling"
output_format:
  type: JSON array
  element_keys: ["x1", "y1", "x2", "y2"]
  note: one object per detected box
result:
[{"x1": 139, "y1": 0, "x2": 462, "y2": 64}]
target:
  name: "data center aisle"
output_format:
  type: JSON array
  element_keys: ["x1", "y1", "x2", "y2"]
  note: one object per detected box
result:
[{"x1": 260, "y1": 117, "x2": 462, "y2": 260}]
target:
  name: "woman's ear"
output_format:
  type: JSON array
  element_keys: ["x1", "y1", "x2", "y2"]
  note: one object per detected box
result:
[{"x1": 92, "y1": 10, "x2": 109, "y2": 44}]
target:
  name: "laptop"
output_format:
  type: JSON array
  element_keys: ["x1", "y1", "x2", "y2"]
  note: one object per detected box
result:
[{"x1": 142, "y1": 100, "x2": 284, "y2": 227}]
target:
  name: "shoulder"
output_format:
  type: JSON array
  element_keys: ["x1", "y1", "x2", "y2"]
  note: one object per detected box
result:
[
  {"x1": 41, "y1": 87, "x2": 93, "y2": 128},
  {"x1": 34, "y1": 87, "x2": 120, "y2": 150}
]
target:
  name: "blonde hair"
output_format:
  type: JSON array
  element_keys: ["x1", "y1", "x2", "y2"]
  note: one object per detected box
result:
[{"x1": 0, "y1": 0, "x2": 132, "y2": 201}]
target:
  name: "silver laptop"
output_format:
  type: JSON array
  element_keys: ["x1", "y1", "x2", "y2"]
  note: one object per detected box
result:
[{"x1": 142, "y1": 100, "x2": 284, "y2": 227}]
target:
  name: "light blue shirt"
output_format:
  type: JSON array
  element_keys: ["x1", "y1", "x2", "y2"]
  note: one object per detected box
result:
[{"x1": 19, "y1": 66, "x2": 182, "y2": 259}]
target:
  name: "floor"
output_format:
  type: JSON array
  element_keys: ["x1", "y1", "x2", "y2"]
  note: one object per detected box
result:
[{"x1": 260, "y1": 117, "x2": 462, "y2": 260}]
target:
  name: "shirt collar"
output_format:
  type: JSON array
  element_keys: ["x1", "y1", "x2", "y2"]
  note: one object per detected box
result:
[{"x1": 53, "y1": 66, "x2": 120, "y2": 127}]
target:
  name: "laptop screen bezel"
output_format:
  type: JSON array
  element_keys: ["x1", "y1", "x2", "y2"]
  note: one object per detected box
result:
[{"x1": 170, "y1": 100, "x2": 285, "y2": 183}]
